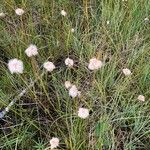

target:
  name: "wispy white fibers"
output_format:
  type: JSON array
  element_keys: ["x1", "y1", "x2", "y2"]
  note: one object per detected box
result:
[
  {"x1": 69, "y1": 85, "x2": 78, "y2": 98},
  {"x1": 50, "y1": 137, "x2": 59, "y2": 149},
  {"x1": 65, "y1": 58, "x2": 74, "y2": 67},
  {"x1": 78, "y1": 108, "x2": 89, "y2": 119},
  {"x1": 137, "y1": 95, "x2": 145, "y2": 102},
  {"x1": 64, "y1": 81, "x2": 72, "y2": 89},
  {"x1": 8, "y1": 58, "x2": 24, "y2": 74},
  {"x1": 71, "y1": 28, "x2": 75, "y2": 33},
  {"x1": 61, "y1": 10, "x2": 67, "y2": 16},
  {"x1": 122, "y1": 68, "x2": 132, "y2": 76},
  {"x1": 43, "y1": 61, "x2": 55, "y2": 72},
  {"x1": 88, "y1": 58, "x2": 103, "y2": 70},
  {"x1": 25, "y1": 44, "x2": 38, "y2": 57},
  {"x1": 0, "y1": 12, "x2": 5, "y2": 18},
  {"x1": 15, "y1": 8, "x2": 25, "y2": 16}
]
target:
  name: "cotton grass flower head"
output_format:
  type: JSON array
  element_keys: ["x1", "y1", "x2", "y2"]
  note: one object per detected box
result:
[
  {"x1": 25, "y1": 44, "x2": 38, "y2": 57},
  {"x1": 43, "y1": 61, "x2": 55, "y2": 72},
  {"x1": 144, "y1": 17, "x2": 149, "y2": 21},
  {"x1": 8, "y1": 58, "x2": 24, "y2": 74},
  {"x1": 50, "y1": 137, "x2": 59, "y2": 149},
  {"x1": 137, "y1": 95, "x2": 145, "y2": 102},
  {"x1": 69, "y1": 85, "x2": 78, "y2": 98},
  {"x1": 78, "y1": 108, "x2": 89, "y2": 119},
  {"x1": 61, "y1": 10, "x2": 67, "y2": 16},
  {"x1": 77, "y1": 91, "x2": 81, "y2": 97},
  {"x1": 122, "y1": 68, "x2": 132, "y2": 76},
  {"x1": 65, "y1": 81, "x2": 72, "y2": 89},
  {"x1": 0, "y1": 12, "x2": 5, "y2": 18},
  {"x1": 71, "y1": 28, "x2": 75, "y2": 33},
  {"x1": 88, "y1": 58, "x2": 103, "y2": 70},
  {"x1": 106, "y1": 20, "x2": 110, "y2": 25},
  {"x1": 65, "y1": 58, "x2": 74, "y2": 67},
  {"x1": 15, "y1": 8, "x2": 24, "y2": 16}
]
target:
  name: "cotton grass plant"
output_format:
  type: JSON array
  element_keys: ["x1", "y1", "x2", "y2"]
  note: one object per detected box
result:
[{"x1": 0, "y1": 0, "x2": 150, "y2": 149}]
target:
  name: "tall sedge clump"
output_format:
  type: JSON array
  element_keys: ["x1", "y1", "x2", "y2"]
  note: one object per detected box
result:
[{"x1": 3, "y1": 4, "x2": 149, "y2": 149}]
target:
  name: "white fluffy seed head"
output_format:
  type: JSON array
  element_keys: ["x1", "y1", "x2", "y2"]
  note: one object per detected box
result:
[
  {"x1": 78, "y1": 108, "x2": 89, "y2": 119},
  {"x1": 43, "y1": 61, "x2": 55, "y2": 72},
  {"x1": 5, "y1": 107, "x2": 9, "y2": 112},
  {"x1": 65, "y1": 81, "x2": 72, "y2": 89},
  {"x1": 69, "y1": 85, "x2": 78, "y2": 98},
  {"x1": 15, "y1": 8, "x2": 24, "y2": 16},
  {"x1": 0, "y1": 12, "x2": 5, "y2": 18},
  {"x1": 106, "y1": 20, "x2": 110, "y2": 25},
  {"x1": 71, "y1": 28, "x2": 75, "y2": 33},
  {"x1": 144, "y1": 17, "x2": 149, "y2": 21},
  {"x1": 25, "y1": 44, "x2": 38, "y2": 57},
  {"x1": 88, "y1": 58, "x2": 103, "y2": 70},
  {"x1": 50, "y1": 137, "x2": 59, "y2": 149},
  {"x1": 122, "y1": 68, "x2": 132, "y2": 76},
  {"x1": 61, "y1": 10, "x2": 67, "y2": 16},
  {"x1": 137, "y1": 95, "x2": 145, "y2": 102},
  {"x1": 77, "y1": 91, "x2": 81, "y2": 97},
  {"x1": 65, "y1": 58, "x2": 74, "y2": 67},
  {"x1": 8, "y1": 58, "x2": 24, "y2": 74}
]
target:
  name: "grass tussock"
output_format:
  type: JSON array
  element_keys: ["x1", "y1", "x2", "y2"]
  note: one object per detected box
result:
[{"x1": 0, "y1": 0, "x2": 150, "y2": 150}]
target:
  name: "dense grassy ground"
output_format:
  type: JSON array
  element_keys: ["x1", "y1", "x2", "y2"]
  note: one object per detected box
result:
[{"x1": 0, "y1": 0, "x2": 150, "y2": 149}]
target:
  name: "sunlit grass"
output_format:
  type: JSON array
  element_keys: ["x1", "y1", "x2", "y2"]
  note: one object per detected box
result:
[{"x1": 0, "y1": 0, "x2": 150, "y2": 149}]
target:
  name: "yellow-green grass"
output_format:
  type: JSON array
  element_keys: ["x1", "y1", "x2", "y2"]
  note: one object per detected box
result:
[{"x1": 0, "y1": 0, "x2": 150, "y2": 149}]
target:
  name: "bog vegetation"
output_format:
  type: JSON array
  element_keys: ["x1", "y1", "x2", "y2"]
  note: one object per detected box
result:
[{"x1": 0, "y1": 0, "x2": 150, "y2": 150}]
